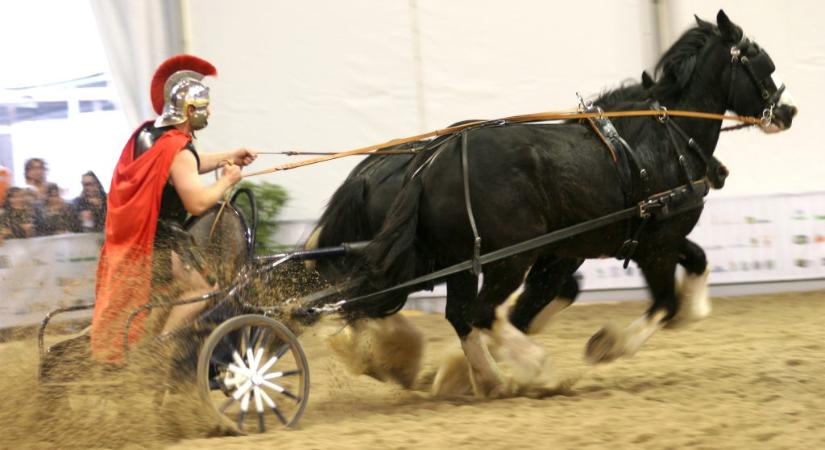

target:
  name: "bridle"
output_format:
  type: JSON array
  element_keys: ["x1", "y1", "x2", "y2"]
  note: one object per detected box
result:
[{"x1": 728, "y1": 37, "x2": 785, "y2": 128}]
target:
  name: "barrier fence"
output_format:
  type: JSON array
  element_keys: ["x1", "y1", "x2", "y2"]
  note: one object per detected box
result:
[{"x1": 1, "y1": 233, "x2": 102, "y2": 330}]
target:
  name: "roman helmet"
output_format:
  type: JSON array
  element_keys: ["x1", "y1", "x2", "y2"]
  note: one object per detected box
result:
[{"x1": 151, "y1": 55, "x2": 217, "y2": 130}]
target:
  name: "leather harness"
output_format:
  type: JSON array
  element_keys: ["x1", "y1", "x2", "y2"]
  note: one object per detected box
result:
[
  {"x1": 581, "y1": 99, "x2": 729, "y2": 266},
  {"x1": 401, "y1": 101, "x2": 723, "y2": 280}
]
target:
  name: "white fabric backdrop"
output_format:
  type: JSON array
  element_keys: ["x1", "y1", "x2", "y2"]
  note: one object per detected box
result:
[
  {"x1": 89, "y1": 0, "x2": 187, "y2": 126},
  {"x1": 186, "y1": 0, "x2": 658, "y2": 221},
  {"x1": 93, "y1": 1, "x2": 824, "y2": 221}
]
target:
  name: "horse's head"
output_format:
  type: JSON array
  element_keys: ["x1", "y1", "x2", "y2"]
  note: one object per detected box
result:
[
  {"x1": 710, "y1": 10, "x2": 796, "y2": 132},
  {"x1": 655, "y1": 10, "x2": 797, "y2": 133}
]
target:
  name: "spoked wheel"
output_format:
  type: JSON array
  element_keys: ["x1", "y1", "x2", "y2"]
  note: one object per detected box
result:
[{"x1": 197, "y1": 314, "x2": 309, "y2": 434}]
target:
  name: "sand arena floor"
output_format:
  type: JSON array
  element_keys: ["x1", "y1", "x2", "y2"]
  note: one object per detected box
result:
[{"x1": 2, "y1": 290, "x2": 824, "y2": 450}]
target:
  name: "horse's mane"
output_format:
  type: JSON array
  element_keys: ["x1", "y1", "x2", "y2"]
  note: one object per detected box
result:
[
  {"x1": 651, "y1": 21, "x2": 719, "y2": 100},
  {"x1": 592, "y1": 80, "x2": 647, "y2": 110}
]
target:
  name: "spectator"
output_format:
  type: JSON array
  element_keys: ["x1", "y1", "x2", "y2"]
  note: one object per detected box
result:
[
  {"x1": 72, "y1": 171, "x2": 106, "y2": 232},
  {"x1": 24, "y1": 158, "x2": 49, "y2": 205},
  {"x1": 40, "y1": 182, "x2": 76, "y2": 235},
  {"x1": 1, "y1": 186, "x2": 44, "y2": 239},
  {"x1": 0, "y1": 164, "x2": 10, "y2": 207}
]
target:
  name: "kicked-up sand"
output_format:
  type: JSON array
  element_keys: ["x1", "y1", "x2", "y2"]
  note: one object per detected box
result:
[{"x1": 2, "y1": 290, "x2": 824, "y2": 449}]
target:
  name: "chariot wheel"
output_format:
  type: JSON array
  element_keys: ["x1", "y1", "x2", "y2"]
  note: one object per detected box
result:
[{"x1": 197, "y1": 314, "x2": 309, "y2": 434}]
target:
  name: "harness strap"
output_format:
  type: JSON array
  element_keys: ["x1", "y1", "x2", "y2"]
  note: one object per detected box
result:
[
  {"x1": 667, "y1": 120, "x2": 729, "y2": 188},
  {"x1": 650, "y1": 101, "x2": 729, "y2": 190},
  {"x1": 577, "y1": 100, "x2": 650, "y2": 265},
  {"x1": 663, "y1": 121, "x2": 700, "y2": 190},
  {"x1": 460, "y1": 132, "x2": 483, "y2": 276},
  {"x1": 576, "y1": 101, "x2": 641, "y2": 206},
  {"x1": 301, "y1": 180, "x2": 710, "y2": 314},
  {"x1": 584, "y1": 116, "x2": 619, "y2": 162}
]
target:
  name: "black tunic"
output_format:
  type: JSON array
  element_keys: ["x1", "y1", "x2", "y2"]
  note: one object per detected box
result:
[{"x1": 133, "y1": 123, "x2": 201, "y2": 287}]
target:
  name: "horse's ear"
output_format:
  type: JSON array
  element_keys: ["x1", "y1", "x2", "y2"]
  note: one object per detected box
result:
[
  {"x1": 641, "y1": 71, "x2": 654, "y2": 89},
  {"x1": 717, "y1": 10, "x2": 743, "y2": 43},
  {"x1": 694, "y1": 14, "x2": 713, "y2": 28}
]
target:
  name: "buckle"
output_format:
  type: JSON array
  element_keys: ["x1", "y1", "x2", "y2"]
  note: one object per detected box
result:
[
  {"x1": 657, "y1": 106, "x2": 668, "y2": 123},
  {"x1": 760, "y1": 105, "x2": 774, "y2": 127},
  {"x1": 730, "y1": 46, "x2": 742, "y2": 63}
]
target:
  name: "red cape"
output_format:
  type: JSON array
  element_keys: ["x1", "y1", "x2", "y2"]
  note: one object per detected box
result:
[{"x1": 91, "y1": 122, "x2": 191, "y2": 363}]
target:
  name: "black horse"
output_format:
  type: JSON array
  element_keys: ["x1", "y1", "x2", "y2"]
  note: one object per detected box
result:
[
  {"x1": 344, "y1": 11, "x2": 795, "y2": 396},
  {"x1": 308, "y1": 77, "x2": 677, "y2": 310},
  {"x1": 306, "y1": 72, "x2": 721, "y2": 392}
]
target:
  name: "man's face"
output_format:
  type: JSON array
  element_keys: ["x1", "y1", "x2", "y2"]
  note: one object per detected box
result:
[{"x1": 188, "y1": 104, "x2": 210, "y2": 131}]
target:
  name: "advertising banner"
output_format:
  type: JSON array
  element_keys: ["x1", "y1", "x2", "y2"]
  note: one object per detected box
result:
[{"x1": 578, "y1": 192, "x2": 825, "y2": 290}]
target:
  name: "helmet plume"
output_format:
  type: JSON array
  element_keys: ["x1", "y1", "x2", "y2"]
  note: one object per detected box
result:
[{"x1": 150, "y1": 55, "x2": 217, "y2": 115}]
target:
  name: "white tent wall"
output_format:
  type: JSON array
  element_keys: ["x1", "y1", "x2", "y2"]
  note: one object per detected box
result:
[
  {"x1": 410, "y1": 0, "x2": 658, "y2": 128},
  {"x1": 186, "y1": 0, "x2": 658, "y2": 229},
  {"x1": 182, "y1": 1, "x2": 823, "y2": 246},
  {"x1": 187, "y1": 0, "x2": 421, "y2": 225}
]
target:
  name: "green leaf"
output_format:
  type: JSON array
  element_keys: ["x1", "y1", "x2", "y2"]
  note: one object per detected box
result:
[{"x1": 234, "y1": 180, "x2": 289, "y2": 254}]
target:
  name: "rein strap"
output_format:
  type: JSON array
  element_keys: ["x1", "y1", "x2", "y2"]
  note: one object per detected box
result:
[{"x1": 245, "y1": 109, "x2": 762, "y2": 177}]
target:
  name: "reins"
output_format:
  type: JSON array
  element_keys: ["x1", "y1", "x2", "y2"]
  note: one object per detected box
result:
[
  {"x1": 257, "y1": 149, "x2": 421, "y2": 156},
  {"x1": 209, "y1": 159, "x2": 236, "y2": 239},
  {"x1": 244, "y1": 109, "x2": 762, "y2": 177}
]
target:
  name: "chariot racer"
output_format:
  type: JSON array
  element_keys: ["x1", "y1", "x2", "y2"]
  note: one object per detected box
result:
[{"x1": 91, "y1": 55, "x2": 257, "y2": 363}]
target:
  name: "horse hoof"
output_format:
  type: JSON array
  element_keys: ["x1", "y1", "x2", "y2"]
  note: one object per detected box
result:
[
  {"x1": 472, "y1": 379, "x2": 510, "y2": 399},
  {"x1": 584, "y1": 324, "x2": 624, "y2": 365},
  {"x1": 431, "y1": 352, "x2": 472, "y2": 397},
  {"x1": 467, "y1": 366, "x2": 509, "y2": 398},
  {"x1": 327, "y1": 316, "x2": 425, "y2": 389},
  {"x1": 667, "y1": 269, "x2": 712, "y2": 329}
]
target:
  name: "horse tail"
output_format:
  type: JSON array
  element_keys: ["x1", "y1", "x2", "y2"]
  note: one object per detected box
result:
[
  {"x1": 303, "y1": 225, "x2": 323, "y2": 270},
  {"x1": 309, "y1": 175, "x2": 373, "y2": 278},
  {"x1": 367, "y1": 174, "x2": 425, "y2": 285},
  {"x1": 317, "y1": 175, "x2": 372, "y2": 247}
]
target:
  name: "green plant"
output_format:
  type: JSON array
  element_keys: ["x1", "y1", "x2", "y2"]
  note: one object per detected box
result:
[{"x1": 234, "y1": 180, "x2": 288, "y2": 254}]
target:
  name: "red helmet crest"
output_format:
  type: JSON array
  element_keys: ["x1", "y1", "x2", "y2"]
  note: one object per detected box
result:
[{"x1": 150, "y1": 55, "x2": 217, "y2": 115}]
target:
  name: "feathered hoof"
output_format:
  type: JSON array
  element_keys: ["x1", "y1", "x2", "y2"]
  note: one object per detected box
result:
[
  {"x1": 666, "y1": 269, "x2": 712, "y2": 330},
  {"x1": 327, "y1": 314, "x2": 425, "y2": 389},
  {"x1": 431, "y1": 351, "x2": 472, "y2": 397},
  {"x1": 584, "y1": 324, "x2": 625, "y2": 365}
]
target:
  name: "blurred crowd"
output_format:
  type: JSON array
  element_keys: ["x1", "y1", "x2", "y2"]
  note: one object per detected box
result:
[{"x1": 0, "y1": 158, "x2": 107, "y2": 242}]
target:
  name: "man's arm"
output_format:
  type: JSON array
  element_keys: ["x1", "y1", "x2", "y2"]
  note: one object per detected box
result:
[
  {"x1": 197, "y1": 148, "x2": 258, "y2": 173},
  {"x1": 170, "y1": 150, "x2": 242, "y2": 216}
]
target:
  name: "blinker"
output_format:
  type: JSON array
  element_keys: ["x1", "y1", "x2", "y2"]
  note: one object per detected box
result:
[{"x1": 748, "y1": 51, "x2": 775, "y2": 81}]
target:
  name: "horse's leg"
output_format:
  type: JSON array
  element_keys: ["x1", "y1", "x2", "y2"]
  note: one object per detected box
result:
[
  {"x1": 433, "y1": 257, "x2": 581, "y2": 395},
  {"x1": 326, "y1": 293, "x2": 425, "y2": 389},
  {"x1": 585, "y1": 252, "x2": 678, "y2": 364},
  {"x1": 432, "y1": 272, "x2": 478, "y2": 397},
  {"x1": 667, "y1": 238, "x2": 711, "y2": 328},
  {"x1": 466, "y1": 258, "x2": 547, "y2": 396},
  {"x1": 507, "y1": 256, "x2": 584, "y2": 335}
]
